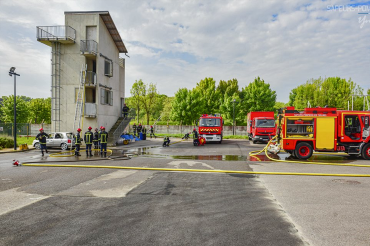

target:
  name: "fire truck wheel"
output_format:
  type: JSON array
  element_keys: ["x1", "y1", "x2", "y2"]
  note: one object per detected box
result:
[
  {"x1": 295, "y1": 142, "x2": 313, "y2": 160},
  {"x1": 362, "y1": 143, "x2": 370, "y2": 160}
]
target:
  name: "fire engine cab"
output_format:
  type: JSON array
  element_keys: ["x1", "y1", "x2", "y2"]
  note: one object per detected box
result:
[
  {"x1": 198, "y1": 114, "x2": 223, "y2": 143},
  {"x1": 276, "y1": 107, "x2": 370, "y2": 160}
]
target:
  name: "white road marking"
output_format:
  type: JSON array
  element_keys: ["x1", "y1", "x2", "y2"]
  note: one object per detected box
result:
[
  {"x1": 57, "y1": 170, "x2": 149, "y2": 198},
  {"x1": 167, "y1": 160, "x2": 215, "y2": 170},
  {"x1": 0, "y1": 188, "x2": 49, "y2": 216}
]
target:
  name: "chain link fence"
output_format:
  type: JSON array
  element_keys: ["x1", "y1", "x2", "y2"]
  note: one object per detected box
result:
[
  {"x1": 0, "y1": 123, "x2": 51, "y2": 136},
  {"x1": 0, "y1": 123, "x2": 32, "y2": 136}
]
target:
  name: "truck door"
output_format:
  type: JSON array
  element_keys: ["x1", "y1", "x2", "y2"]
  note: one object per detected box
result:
[
  {"x1": 316, "y1": 118, "x2": 335, "y2": 150},
  {"x1": 343, "y1": 114, "x2": 362, "y2": 142}
]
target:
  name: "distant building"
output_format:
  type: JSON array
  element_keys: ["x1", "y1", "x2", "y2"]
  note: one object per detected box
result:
[{"x1": 37, "y1": 11, "x2": 128, "y2": 133}]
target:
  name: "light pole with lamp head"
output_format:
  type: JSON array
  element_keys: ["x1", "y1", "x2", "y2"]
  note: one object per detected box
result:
[{"x1": 9, "y1": 67, "x2": 20, "y2": 150}]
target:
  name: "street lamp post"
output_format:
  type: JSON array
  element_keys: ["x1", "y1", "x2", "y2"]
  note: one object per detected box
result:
[
  {"x1": 9, "y1": 67, "x2": 20, "y2": 150},
  {"x1": 233, "y1": 99, "x2": 236, "y2": 135}
]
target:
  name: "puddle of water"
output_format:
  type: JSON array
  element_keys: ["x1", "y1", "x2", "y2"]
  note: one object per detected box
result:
[{"x1": 111, "y1": 146, "x2": 353, "y2": 163}]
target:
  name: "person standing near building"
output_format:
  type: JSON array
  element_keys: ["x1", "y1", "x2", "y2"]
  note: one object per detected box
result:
[
  {"x1": 150, "y1": 125, "x2": 156, "y2": 139},
  {"x1": 137, "y1": 123, "x2": 143, "y2": 136},
  {"x1": 84, "y1": 126, "x2": 93, "y2": 157},
  {"x1": 74, "y1": 128, "x2": 83, "y2": 156},
  {"x1": 93, "y1": 128, "x2": 99, "y2": 153},
  {"x1": 100, "y1": 127, "x2": 108, "y2": 158},
  {"x1": 132, "y1": 123, "x2": 137, "y2": 137},
  {"x1": 35, "y1": 128, "x2": 49, "y2": 156},
  {"x1": 122, "y1": 103, "x2": 129, "y2": 119}
]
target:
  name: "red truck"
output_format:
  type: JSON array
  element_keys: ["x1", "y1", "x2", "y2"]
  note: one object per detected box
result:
[
  {"x1": 247, "y1": 111, "x2": 276, "y2": 143},
  {"x1": 275, "y1": 107, "x2": 370, "y2": 160},
  {"x1": 198, "y1": 114, "x2": 223, "y2": 143}
]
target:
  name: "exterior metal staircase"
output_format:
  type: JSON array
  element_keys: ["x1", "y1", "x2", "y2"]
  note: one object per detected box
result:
[{"x1": 108, "y1": 117, "x2": 132, "y2": 146}]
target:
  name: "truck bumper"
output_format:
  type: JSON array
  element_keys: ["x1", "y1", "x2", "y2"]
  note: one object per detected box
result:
[
  {"x1": 252, "y1": 135, "x2": 272, "y2": 142},
  {"x1": 200, "y1": 134, "x2": 222, "y2": 142}
]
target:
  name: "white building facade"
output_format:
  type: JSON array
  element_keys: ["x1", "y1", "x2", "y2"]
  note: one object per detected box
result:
[{"x1": 37, "y1": 11, "x2": 127, "y2": 133}]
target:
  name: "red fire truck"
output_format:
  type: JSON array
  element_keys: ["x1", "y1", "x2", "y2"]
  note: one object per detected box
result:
[
  {"x1": 247, "y1": 111, "x2": 276, "y2": 143},
  {"x1": 276, "y1": 107, "x2": 370, "y2": 160},
  {"x1": 198, "y1": 114, "x2": 223, "y2": 143}
]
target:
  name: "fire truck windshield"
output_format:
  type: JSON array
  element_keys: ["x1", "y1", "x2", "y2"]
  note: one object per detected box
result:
[
  {"x1": 200, "y1": 118, "x2": 221, "y2": 127},
  {"x1": 255, "y1": 119, "x2": 275, "y2": 128}
]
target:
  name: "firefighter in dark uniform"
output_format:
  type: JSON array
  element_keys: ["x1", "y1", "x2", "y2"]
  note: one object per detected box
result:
[
  {"x1": 132, "y1": 123, "x2": 137, "y2": 137},
  {"x1": 35, "y1": 128, "x2": 49, "y2": 156},
  {"x1": 122, "y1": 103, "x2": 129, "y2": 119},
  {"x1": 100, "y1": 127, "x2": 108, "y2": 158},
  {"x1": 93, "y1": 128, "x2": 99, "y2": 153},
  {"x1": 137, "y1": 123, "x2": 143, "y2": 136},
  {"x1": 142, "y1": 126, "x2": 147, "y2": 140},
  {"x1": 150, "y1": 125, "x2": 156, "y2": 139},
  {"x1": 163, "y1": 136, "x2": 170, "y2": 147},
  {"x1": 193, "y1": 128, "x2": 199, "y2": 146},
  {"x1": 98, "y1": 126, "x2": 103, "y2": 152},
  {"x1": 84, "y1": 126, "x2": 93, "y2": 157},
  {"x1": 74, "y1": 128, "x2": 83, "y2": 156}
]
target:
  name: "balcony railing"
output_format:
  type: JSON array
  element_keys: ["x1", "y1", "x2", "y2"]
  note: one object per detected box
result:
[
  {"x1": 119, "y1": 57, "x2": 125, "y2": 68},
  {"x1": 80, "y1": 40, "x2": 98, "y2": 54},
  {"x1": 36, "y1": 26, "x2": 76, "y2": 43},
  {"x1": 84, "y1": 103, "x2": 96, "y2": 117},
  {"x1": 85, "y1": 71, "x2": 96, "y2": 86}
]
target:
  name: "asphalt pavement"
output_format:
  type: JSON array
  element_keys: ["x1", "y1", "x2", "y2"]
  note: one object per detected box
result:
[{"x1": 1, "y1": 138, "x2": 370, "y2": 245}]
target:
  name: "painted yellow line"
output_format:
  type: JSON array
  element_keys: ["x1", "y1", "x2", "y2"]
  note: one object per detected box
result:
[{"x1": 21, "y1": 163, "x2": 370, "y2": 177}]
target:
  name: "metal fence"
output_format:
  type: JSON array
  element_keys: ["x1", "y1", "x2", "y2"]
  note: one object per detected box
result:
[
  {"x1": 0, "y1": 123, "x2": 32, "y2": 136},
  {"x1": 0, "y1": 123, "x2": 52, "y2": 136}
]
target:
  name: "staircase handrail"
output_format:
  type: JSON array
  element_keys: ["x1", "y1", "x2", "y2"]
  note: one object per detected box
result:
[{"x1": 111, "y1": 117, "x2": 132, "y2": 144}]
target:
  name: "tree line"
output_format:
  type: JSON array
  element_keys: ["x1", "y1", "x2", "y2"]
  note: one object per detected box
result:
[
  {"x1": 126, "y1": 77, "x2": 277, "y2": 125},
  {"x1": 288, "y1": 77, "x2": 370, "y2": 110},
  {"x1": 0, "y1": 96, "x2": 51, "y2": 124},
  {"x1": 126, "y1": 76, "x2": 369, "y2": 126}
]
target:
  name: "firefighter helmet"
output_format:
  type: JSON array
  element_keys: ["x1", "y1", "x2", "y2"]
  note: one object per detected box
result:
[
  {"x1": 77, "y1": 128, "x2": 81, "y2": 132},
  {"x1": 88, "y1": 126, "x2": 92, "y2": 130},
  {"x1": 39, "y1": 128, "x2": 43, "y2": 131}
]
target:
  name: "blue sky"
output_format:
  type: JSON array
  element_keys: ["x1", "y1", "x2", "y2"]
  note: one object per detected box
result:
[{"x1": 0, "y1": 0, "x2": 369, "y2": 103}]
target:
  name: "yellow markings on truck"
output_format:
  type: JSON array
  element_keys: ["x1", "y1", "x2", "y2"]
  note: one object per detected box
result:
[{"x1": 316, "y1": 117, "x2": 335, "y2": 149}]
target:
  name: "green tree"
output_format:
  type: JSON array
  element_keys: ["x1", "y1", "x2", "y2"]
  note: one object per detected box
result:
[
  {"x1": 160, "y1": 97, "x2": 174, "y2": 122},
  {"x1": 171, "y1": 88, "x2": 202, "y2": 125},
  {"x1": 274, "y1": 102, "x2": 287, "y2": 112},
  {"x1": 130, "y1": 80, "x2": 145, "y2": 123},
  {"x1": 0, "y1": 95, "x2": 29, "y2": 123},
  {"x1": 151, "y1": 94, "x2": 167, "y2": 122},
  {"x1": 140, "y1": 83, "x2": 159, "y2": 125},
  {"x1": 28, "y1": 98, "x2": 51, "y2": 124},
  {"x1": 219, "y1": 92, "x2": 244, "y2": 125},
  {"x1": 194, "y1": 77, "x2": 220, "y2": 114},
  {"x1": 241, "y1": 77, "x2": 277, "y2": 113},
  {"x1": 289, "y1": 77, "x2": 365, "y2": 110}
]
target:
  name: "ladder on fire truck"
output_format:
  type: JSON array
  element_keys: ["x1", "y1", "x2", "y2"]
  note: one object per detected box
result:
[{"x1": 73, "y1": 64, "x2": 87, "y2": 132}]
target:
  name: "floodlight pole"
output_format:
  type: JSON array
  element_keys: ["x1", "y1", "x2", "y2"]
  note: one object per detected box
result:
[{"x1": 9, "y1": 68, "x2": 20, "y2": 150}]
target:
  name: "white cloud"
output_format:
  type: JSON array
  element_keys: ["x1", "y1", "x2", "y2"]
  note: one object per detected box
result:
[{"x1": 0, "y1": 0, "x2": 369, "y2": 102}]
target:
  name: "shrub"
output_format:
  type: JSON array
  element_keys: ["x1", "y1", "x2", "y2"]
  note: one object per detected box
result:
[{"x1": 0, "y1": 137, "x2": 17, "y2": 148}]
